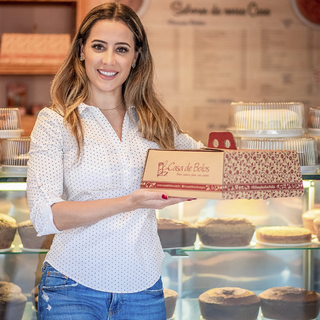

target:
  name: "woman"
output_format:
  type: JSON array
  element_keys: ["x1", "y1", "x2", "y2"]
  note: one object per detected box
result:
[{"x1": 27, "y1": 2, "x2": 202, "y2": 319}]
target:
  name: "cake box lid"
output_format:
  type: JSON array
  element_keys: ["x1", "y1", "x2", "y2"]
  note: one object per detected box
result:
[{"x1": 140, "y1": 132, "x2": 303, "y2": 200}]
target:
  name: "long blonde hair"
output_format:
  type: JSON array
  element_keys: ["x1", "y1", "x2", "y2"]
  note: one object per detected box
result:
[{"x1": 50, "y1": 2, "x2": 182, "y2": 153}]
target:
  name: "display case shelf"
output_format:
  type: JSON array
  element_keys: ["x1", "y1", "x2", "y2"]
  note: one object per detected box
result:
[
  {"x1": 170, "y1": 298, "x2": 318, "y2": 320},
  {"x1": 25, "y1": 298, "x2": 305, "y2": 320},
  {"x1": 0, "y1": 173, "x2": 317, "y2": 319},
  {"x1": 1, "y1": 241, "x2": 320, "y2": 256},
  {"x1": 164, "y1": 240, "x2": 320, "y2": 257}
]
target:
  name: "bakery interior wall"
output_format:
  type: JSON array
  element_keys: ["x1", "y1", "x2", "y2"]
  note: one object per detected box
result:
[
  {"x1": 1, "y1": 0, "x2": 320, "y2": 141},
  {"x1": 0, "y1": 0, "x2": 320, "y2": 318}
]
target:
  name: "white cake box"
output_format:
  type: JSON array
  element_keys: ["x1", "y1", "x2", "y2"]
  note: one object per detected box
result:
[{"x1": 141, "y1": 133, "x2": 304, "y2": 200}]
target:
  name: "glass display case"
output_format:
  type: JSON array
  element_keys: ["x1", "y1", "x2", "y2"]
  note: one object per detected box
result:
[{"x1": 0, "y1": 173, "x2": 319, "y2": 320}]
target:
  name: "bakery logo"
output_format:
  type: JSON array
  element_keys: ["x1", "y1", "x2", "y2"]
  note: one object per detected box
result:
[
  {"x1": 157, "y1": 160, "x2": 209, "y2": 177},
  {"x1": 157, "y1": 162, "x2": 169, "y2": 177}
]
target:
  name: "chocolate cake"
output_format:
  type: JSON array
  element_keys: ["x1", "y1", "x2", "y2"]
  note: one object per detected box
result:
[
  {"x1": 164, "y1": 288, "x2": 178, "y2": 319},
  {"x1": 196, "y1": 218, "x2": 255, "y2": 247},
  {"x1": 18, "y1": 220, "x2": 54, "y2": 250},
  {"x1": 0, "y1": 282, "x2": 27, "y2": 320},
  {"x1": 157, "y1": 218, "x2": 197, "y2": 248},
  {"x1": 0, "y1": 214, "x2": 17, "y2": 249},
  {"x1": 259, "y1": 286, "x2": 320, "y2": 320},
  {"x1": 198, "y1": 287, "x2": 260, "y2": 320}
]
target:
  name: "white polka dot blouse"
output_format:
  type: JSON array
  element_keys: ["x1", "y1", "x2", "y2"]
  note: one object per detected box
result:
[{"x1": 27, "y1": 104, "x2": 203, "y2": 293}]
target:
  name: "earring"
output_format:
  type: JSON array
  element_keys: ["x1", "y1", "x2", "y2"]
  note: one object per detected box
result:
[
  {"x1": 131, "y1": 61, "x2": 136, "y2": 68},
  {"x1": 80, "y1": 56, "x2": 84, "y2": 62}
]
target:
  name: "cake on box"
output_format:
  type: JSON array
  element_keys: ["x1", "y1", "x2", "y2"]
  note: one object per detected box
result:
[{"x1": 141, "y1": 133, "x2": 303, "y2": 200}]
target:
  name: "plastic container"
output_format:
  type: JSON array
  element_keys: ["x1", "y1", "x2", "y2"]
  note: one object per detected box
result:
[
  {"x1": 0, "y1": 108, "x2": 23, "y2": 139},
  {"x1": 307, "y1": 107, "x2": 320, "y2": 134},
  {"x1": 307, "y1": 107, "x2": 320, "y2": 163},
  {"x1": 239, "y1": 137, "x2": 319, "y2": 173},
  {"x1": 228, "y1": 102, "x2": 306, "y2": 138},
  {"x1": 1, "y1": 137, "x2": 30, "y2": 174}
]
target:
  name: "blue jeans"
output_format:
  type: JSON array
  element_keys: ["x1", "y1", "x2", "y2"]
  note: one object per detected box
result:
[{"x1": 38, "y1": 262, "x2": 166, "y2": 320}]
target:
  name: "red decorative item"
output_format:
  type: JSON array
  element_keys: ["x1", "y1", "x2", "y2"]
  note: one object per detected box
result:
[{"x1": 208, "y1": 132, "x2": 237, "y2": 150}]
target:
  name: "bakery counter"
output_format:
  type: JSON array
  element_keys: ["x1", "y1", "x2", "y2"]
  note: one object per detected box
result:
[
  {"x1": 23, "y1": 295, "x2": 320, "y2": 320},
  {"x1": 165, "y1": 297, "x2": 320, "y2": 320}
]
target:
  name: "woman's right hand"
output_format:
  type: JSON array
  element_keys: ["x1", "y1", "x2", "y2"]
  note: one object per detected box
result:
[{"x1": 128, "y1": 189, "x2": 195, "y2": 211}]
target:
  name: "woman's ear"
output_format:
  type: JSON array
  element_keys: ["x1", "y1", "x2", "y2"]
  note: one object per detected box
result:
[
  {"x1": 134, "y1": 47, "x2": 141, "y2": 62},
  {"x1": 80, "y1": 44, "x2": 85, "y2": 60}
]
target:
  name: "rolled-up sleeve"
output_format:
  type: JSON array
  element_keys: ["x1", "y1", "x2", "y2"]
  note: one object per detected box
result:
[{"x1": 27, "y1": 108, "x2": 65, "y2": 236}]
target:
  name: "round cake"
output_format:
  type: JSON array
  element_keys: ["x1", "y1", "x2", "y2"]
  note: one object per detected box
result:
[
  {"x1": 17, "y1": 220, "x2": 54, "y2": 250},
  {"x1": 259, "y1": 286, "x2": 320, "y2": 320},
  {"x1": 198, "y1": 287, "x2": 260, "y2": 320},
  {"x1": 234, "y1": 108, "x2": 301, "y2": 130},
  {"x1": 164, "y1": 288, "x2": 178, "y2": 319},
  {"x1": 196, "y1": 218, "x2": 256, "y2": 247},
  {"x1": 302, "y1": 209, "x2": 320, "y2": 234},
  {"x1": 0, "y1": 282, "x2": 27, "y2": 320},
  {"x1": 0, "y1": 282, "x2": 21, "y2": 294},
  {"x1": 0, "y1": 214, "x2": 17, "y2": 249},
  {"x1": 157, "y1": 218, "x2": 197, "y2": 248},
  {"x1": 313, "y1": 217, "x2": 320, "y2": 242},
  {"x1": 255, "y1": 226, "x2": 312, "y2": 244},
  {"x1": 0, "y1": 293, "x2": 27, "y2": 320}
]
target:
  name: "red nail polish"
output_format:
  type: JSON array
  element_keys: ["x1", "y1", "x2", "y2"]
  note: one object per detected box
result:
[{"x1": 162, "y1": 194, "x2": 168, "y2": 200}]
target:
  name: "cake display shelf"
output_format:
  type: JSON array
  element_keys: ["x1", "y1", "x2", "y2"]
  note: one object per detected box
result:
[
  {"x1": 164, "y1": 298, "x2": 320, "y2": 320},
  {"x1": 163, "y1": 240, "x2": 320, "y2": 257},
  {"x1": 0, "y1": 238, "x2": 319, "y2": 256},
  {"x1": 1, "y1": 172, "x2": 320, "y2": 320}
]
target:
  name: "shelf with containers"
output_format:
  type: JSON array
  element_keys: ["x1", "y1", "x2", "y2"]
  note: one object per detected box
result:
[
  {"x1": 0, "y1": 172, "x2": 318, "y2": 319},
  {"x1": 0, "y1": 0, "x2": 83, "y2": 132},
  {"x1": 0, "y1": 0, "x2": 80, "y2": 76},
  {"x1": 158, "y1": 173, "x2": 320, "y2": 320},
  {"x1": 150, "y1": 101, "x2": 320, "y2": 320}
]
